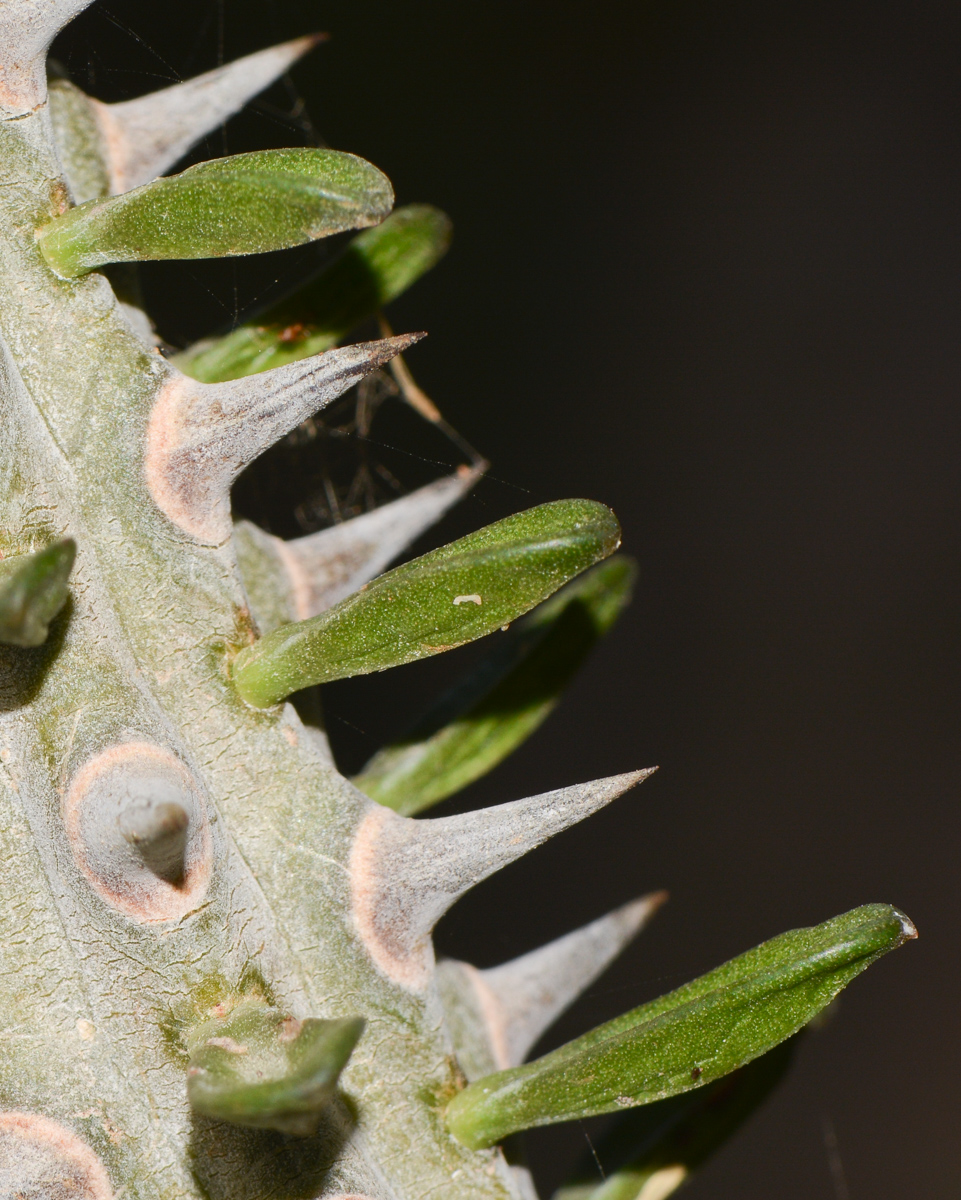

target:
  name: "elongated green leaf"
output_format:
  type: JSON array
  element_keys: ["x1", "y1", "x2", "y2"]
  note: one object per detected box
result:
[
  {"x1": 0, "y1": 539, "x2": 76, "y2": 647},
  {"x1": 37, "y1": 148, "x2": 393, "y2": 278},
  {"x1": 354, "y1": 555, "x2": 636, "y2": 814},
  {"x1": 552, "y1": 1039, "x2": 796, "y2": 1200},
  {"x1": 231, "y1": 499, "x2": 621, "y2": 709},
  {"x1": 177, "y1": 204, "x2": 452, "y2": 383},
  {"x1": 445, "y1": 903, "x2": 915, "y2": 1149},
  {"x1": 186, "y1": 998, "x2": 364, "y2": 1137}
]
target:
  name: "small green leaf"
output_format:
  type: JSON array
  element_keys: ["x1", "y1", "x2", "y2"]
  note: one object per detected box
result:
[
  {"x1": 0, "y1": 539, "x2": 76, "y2": 647},
  {"x1": 177, "y1": 204, "x2": 452, "y2": 382},
  {"x1": 445, "y1": 904, "x2": 916, "y2": 1149},
  {"x1": 231, "y1": 499, "x2": 621, "y2": 709},
  {"x1": 36, "y1": 148, "x2": 393, "y2": 278},
  {"x1": 186, "y1": 998, "x2": 364, "y2": 1137},
  {"x1": 552, "y1": 1039, "x2": 796, "y2": 1200},
  {"x1": 354, "y1": 556, "x2": 636, "y2": 814}
]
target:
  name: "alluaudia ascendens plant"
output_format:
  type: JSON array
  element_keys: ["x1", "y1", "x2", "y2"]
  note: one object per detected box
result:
[{"x1": 0, "y1": 7, "x2": 918, "y2": 1199}]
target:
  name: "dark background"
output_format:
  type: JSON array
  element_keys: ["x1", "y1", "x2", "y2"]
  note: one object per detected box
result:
[{"x1": 55, "y1": 3, "x2": 960, "y2": 1196}]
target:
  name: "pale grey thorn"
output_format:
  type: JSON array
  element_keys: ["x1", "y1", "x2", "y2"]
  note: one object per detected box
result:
[
  {"x1": 118, "y1": 798, "x2": 190, "y2": 885},
  {"x1": 476, "y1": 891, "x2": 667, "y2": 1069},
  {"x1": 350, "y1": 769, "x2": 656, "y2": 992},
  {"x1": 0, "y1": 0, "x2": 94, "y2": 113},
  {"x1": 145, "y1": 335, "x2": 423, "y2": 544},
  {"x1": 91, "y1": 35, "x2": 325, "y2": 194},
  {"x1": 234, "y1": 465, "x2": 485, "y2": 633},
  {"x1": 509, "y1": 1167, "x2": 540, "y2": 1200}
]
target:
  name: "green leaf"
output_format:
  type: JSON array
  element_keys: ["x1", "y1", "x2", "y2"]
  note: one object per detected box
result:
[
  {"x1": 176, "y1": 204, "x2": 452, "y2": 383},
  {"x1": 0, "y1": 539, "x2": 76, "y2": 647},
  {"x1": 552, "y1": 1039, "x2": 796, "y2": 1200},
  {"x1": 231, "y1": 499, "x2": 621, "y2": 709},
  {"x1": 445, "y1": 903, "x2": 916, "y2": 1149},
  {"x1": 36, "y1": 148, "x2": 393, "y2": 278},
  {"x1": 186, "y1": 998, "x2": 364, "y2": 1137},
  {"x1": 353, "y1": 555, "x2": 636, "y2": 814}
]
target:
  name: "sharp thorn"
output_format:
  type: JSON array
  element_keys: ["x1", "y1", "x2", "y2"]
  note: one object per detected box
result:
[
  {"x1": 146, "y1": 336, "x2": 422, "y2": 543},
  {"x1": 350, "y1": 769, "x2": 656, "y2": 990}
]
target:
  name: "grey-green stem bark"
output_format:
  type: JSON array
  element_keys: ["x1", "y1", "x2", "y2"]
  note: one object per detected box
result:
[{"x1": 0, "y1": 97, "x2": 530, "y2": 1200}]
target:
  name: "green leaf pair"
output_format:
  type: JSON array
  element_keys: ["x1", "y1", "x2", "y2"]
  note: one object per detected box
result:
[
  {"x1": 177, "y1": 204, "x2": 452, "y2": 382},
  {"x1": 186, "y1": 997, "x2": 364, "y2": 1137},
  {"x1": 0, "y1": 539, "x2": 76, "y2": 647},
  {"x1": 354, "y1": 556, "x2": 636, "y2": 814},
  {"x1": 37, "y1": 148, "x2": 393, "y2": 278},
  {"x1": 231, "y1": 499, "x2": 622, "y2": 709},
  {"x1": 445, "y1": 904, "x2": 915, "y2": 1150}
]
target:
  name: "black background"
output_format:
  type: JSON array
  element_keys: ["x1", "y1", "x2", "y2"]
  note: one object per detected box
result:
[{"x1": 54, "y1": 3, "x2": 960, "y2": 1196}]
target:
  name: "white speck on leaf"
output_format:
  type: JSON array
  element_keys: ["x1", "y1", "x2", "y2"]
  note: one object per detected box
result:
[{"x1": 453, "y1": 594, "x2": 482, "y2": 605}]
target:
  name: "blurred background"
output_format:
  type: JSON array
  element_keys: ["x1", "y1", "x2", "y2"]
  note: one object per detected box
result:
[{"x1": 55, "y1": 2, "x2": 960, "y2": 1196}]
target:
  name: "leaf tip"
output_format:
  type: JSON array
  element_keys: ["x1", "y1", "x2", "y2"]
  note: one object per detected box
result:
[
  {"x1": 893, "y1": 908, "x2": 918, "y2": 944},
  {"x1": 0, "y1": 537, "x2": 77, "y2": 647}
]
